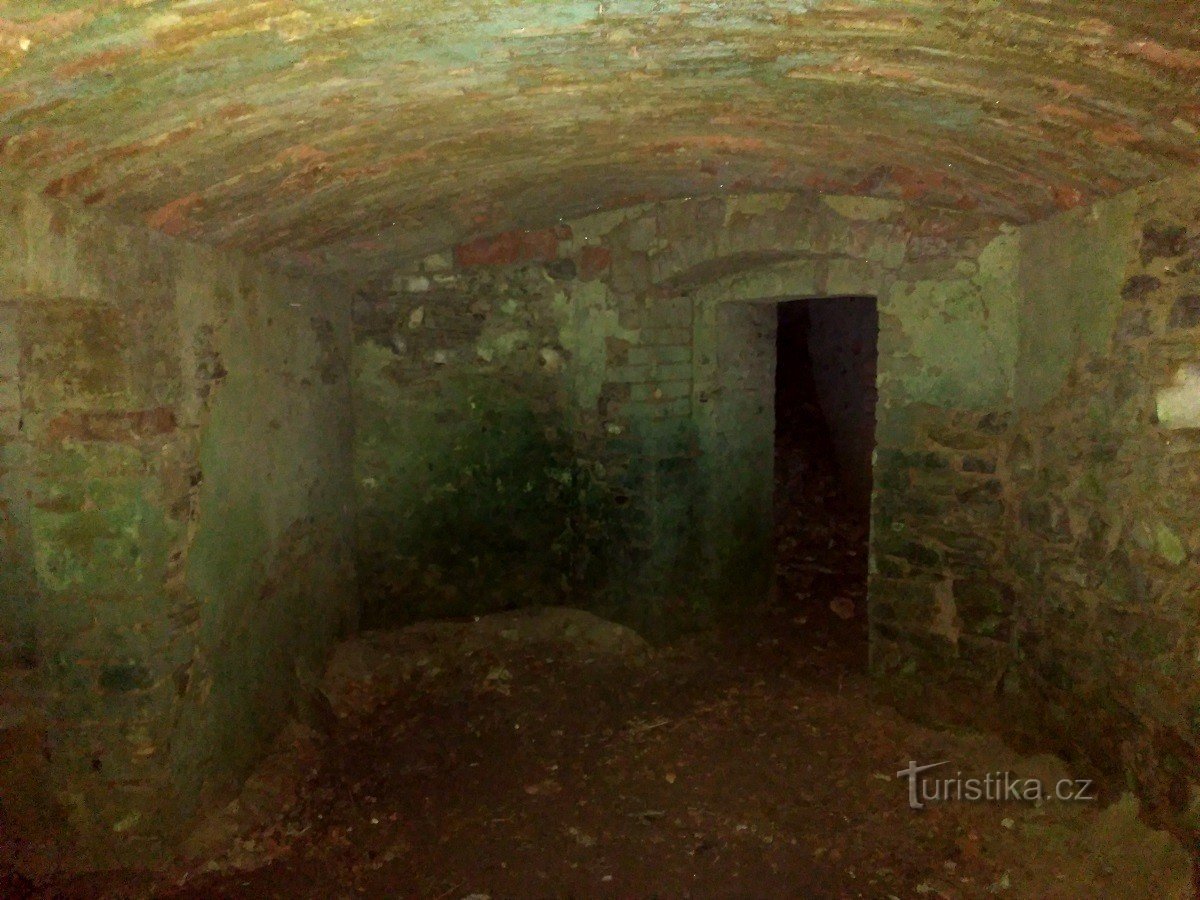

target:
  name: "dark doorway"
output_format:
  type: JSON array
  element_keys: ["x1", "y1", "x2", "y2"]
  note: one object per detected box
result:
[{"x1": 774, "y1": 297, "x2": 877, "y2": 656}]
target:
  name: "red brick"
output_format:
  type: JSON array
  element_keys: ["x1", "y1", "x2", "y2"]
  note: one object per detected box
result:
[
  {"x1": 46, "y1": 408, "x2": 177, "y2": 443},
  {"x1": 454, "y1": 231, "x2": 522, "y2": 267},
  {"x1": 517, "y1": 226, "x2": 565, "y2": 262},
  {"x1": 579, "y1": 245, "x2": 612, "y2": 280},
  {"x1": 1052, "y1": 185, "x2": 1087, "y2": 210},
  {"x1": 454, "y1": 225, "x2": 572, "y2": 268}
]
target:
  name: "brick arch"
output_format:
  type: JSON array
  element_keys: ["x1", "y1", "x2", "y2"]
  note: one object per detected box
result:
[
  {"x1": 687, "y1": 256, "x2": 887, "y2": 307},
  {"x1": 438, "y1": 191, "x2": 985, "y2": 302}
]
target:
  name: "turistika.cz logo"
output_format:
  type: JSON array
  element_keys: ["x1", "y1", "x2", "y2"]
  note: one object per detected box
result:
[{"x1": 896, "y1": 760, "x2": 1097, "y2": 810}]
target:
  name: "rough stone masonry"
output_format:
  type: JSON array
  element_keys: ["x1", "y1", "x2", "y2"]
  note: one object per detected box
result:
[{"x1": 0, "y1": 0, "x2": 1195, "y2": 874}]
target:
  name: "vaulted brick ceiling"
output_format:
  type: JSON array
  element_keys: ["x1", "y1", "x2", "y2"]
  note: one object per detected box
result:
[{"x1": 0, "y1": 1, "x2": 1196, "y2": 277}]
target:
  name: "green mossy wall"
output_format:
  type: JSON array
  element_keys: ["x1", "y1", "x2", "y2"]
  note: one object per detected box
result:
[
  {"x1": 14, "y1": 170, "x2": 1192, "y2": 867},
  {"x1": 352, "y1": 267, "x2": 633, "y2": 628},
  {"x1": 354, "y1": 193, "x2": 1020, "y2": 646},
  {"x1": 1005, "y1": 170, "x2": 1200, "y2": 840},
  {"x1": 0, "y1": 186, "x2": 355, "y2": 868}
]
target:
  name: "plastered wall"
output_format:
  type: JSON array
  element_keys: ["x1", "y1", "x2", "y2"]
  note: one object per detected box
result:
[{"x1": 0, "y1": 187, "x2": 355, "y2": 867}]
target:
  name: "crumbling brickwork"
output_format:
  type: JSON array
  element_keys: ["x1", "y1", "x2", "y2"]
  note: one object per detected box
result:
[
  {"x1": 0, "y1": 189, "x2": 356, "y2": 867},
  {"x1": 357, "y1": 194, "x2": 1019, "y2": 647}
]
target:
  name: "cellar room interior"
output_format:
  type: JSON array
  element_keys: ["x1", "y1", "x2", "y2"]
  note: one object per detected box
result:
[{"x1": 0, "y1": 1, "x2": 1198, "y2": 896}]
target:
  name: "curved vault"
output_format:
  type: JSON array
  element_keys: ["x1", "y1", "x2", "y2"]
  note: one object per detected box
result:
[{"x1": 0, "y1": 0, "x2": 1196, "y2": 278}]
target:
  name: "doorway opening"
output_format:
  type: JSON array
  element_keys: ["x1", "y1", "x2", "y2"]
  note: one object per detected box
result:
[{"x1": 773, "y1": 297, "x2": 877, "y2": 661}]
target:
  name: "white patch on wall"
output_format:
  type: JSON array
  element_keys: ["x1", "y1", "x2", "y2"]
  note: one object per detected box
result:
[
  {"x1": 1157, "y1": 365, "x2": 1200, "y2": 429},
  {"x1": 932, "y1": 579, "x2": 962, "y2": 645}
]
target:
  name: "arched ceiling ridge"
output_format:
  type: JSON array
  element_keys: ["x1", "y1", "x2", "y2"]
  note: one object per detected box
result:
[{"x1": 0, "y1": 0, "x2": 1193, "y2": 277}]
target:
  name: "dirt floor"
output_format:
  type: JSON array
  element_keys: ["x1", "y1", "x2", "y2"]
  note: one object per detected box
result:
[
  {"x1": 8, "y1": 404, "x2": 1194, "y2": 898},
  {"x1": 22, "y1": 600, "x2": 1191, "y2": 899}
]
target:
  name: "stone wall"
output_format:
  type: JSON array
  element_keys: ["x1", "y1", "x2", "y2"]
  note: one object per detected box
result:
[
  {"x1": 867, "y1": 223, "x2": 1021, "y2": 689},
  {"x1": 1, "y1": 137, "x2": 1194, "y2": 870},
  {"x1": 1006, "y1": 170, "x2": 1200, "y2": 837},
  {"x1": 356, "y1": 193, "x2": 1022, "y2": 651},
  {"x1": 351, "y1": 261, "x2": 618, "y2": 627},
  {"x1": 0, "y1": 186, "x2": 355, "y2": 867}
]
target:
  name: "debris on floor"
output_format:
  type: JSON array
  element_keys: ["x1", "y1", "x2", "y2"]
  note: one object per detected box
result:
[{"x1": 28, "y1": 599, "x2": 1192, "y2": 900}]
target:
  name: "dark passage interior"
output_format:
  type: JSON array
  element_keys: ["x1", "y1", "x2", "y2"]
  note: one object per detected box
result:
[{"x1": 774, "y1": 298, "x2": 876, "y2": 657}]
